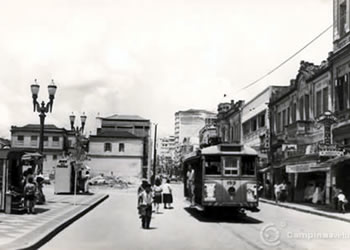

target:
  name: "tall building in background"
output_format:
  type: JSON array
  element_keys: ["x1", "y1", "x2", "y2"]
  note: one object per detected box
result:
[
  {"x1": 157, "y1": 135, "x2": 176, "y2": 176},
  {"x1": 174, "y1": 109, "x2": 216, "y2": 168},
  {"x1": 88, "y1": 114, "x2": 151, "y2": 180}
]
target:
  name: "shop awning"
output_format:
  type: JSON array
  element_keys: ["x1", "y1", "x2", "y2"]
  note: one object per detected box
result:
[
  {"x1": 286, "y1": 162, "x2": 319, "y2": 173},
  {"x1": 316, "y1": 155, "x2": 350, "y2": 169},
  {"x1": 21, "y1": 152, "x2": 42, "y2": 161}
]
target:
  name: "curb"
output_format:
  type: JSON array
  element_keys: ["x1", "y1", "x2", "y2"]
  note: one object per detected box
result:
[
  {"x1": 260, "y1": 198, "x2": 350, "y2": 224},
  {"x1": 16, "y1": 194, "x2": 109, "y2": 250}
]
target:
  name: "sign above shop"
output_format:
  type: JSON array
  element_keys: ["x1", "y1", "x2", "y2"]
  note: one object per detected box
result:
[
  {"x1": 286, "y1": 162, "x2": 318, "y2": 173},
  {"x1": 318, "y1": 144, "x2": 344, "y2": 157}
]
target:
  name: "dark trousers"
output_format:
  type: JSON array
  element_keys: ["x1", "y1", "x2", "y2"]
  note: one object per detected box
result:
[{"x1": 141, "y1": 205, "x2": 152, "y2": 229}]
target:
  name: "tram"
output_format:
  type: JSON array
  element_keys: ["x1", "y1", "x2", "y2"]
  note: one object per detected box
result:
[{"x1": 183, "y1": 143, "x2": 259, "y2": 213}]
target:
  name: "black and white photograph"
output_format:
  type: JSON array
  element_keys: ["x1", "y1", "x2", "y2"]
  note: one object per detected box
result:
[{"x1": 0, "y1": 0, "x2": 350, "y2": 249}]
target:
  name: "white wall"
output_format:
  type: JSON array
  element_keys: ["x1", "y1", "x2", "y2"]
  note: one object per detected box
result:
[
  {"x1": 89, "y1": 139, "x2": 143, "y2": 157},
  {"x1": 88, "y1": 157, "x2": 142, "y2": 178},
  {"x1": 242, "y1": 87, "x2": 271, "y2": 123}
]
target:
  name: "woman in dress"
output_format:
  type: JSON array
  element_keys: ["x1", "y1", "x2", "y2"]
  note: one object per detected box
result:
[
  {"x1": 153, "y1": 177, "x2": 163, "y2": 213},
  {"x1": 162, "y1": 179, "x2": 173, "y2": 209}
]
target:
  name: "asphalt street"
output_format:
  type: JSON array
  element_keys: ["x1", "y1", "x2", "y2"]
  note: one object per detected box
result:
[{"x1": 41, "y1": 183, "x2": 350, "y2": 250}]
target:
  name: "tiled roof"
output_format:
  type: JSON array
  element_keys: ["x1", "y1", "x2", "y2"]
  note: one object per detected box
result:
[
  {"x1": 102, "y1": 114, "x2": 149, "y2": 121},
  {"x1": 91, "y1": 130, "x2": 140, "y2": 139},
  {"x1": 11, "y1": 124, "x2": 65, "y2": 132}
]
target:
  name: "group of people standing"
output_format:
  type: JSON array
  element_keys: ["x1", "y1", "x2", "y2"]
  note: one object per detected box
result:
[
  {"x1": 137, "y1": 177, "x2": 173, "y2": 229},
  {"x1": 22, "y1": 167, "x2": 45, "y2": 214}
]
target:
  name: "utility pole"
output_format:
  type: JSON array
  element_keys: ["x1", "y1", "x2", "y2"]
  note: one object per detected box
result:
[{"x1": 152, "y1": 123, "x2": 158, "y2": 185}]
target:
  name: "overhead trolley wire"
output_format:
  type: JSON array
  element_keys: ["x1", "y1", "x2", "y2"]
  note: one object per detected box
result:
[{"x1": 240, "y1": 24, "x2": 333, "y2": 91}]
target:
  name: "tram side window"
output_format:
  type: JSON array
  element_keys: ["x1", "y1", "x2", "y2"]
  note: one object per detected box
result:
[
  {"x1": 222, "y1": 156, "x2": 239, "y2": 176},
  {"x1": 241, "y1": 156, "x2": 256, "y2": 176},
  {"x1": 204, "y1": 156, "x2": 221, "y2": 175}
]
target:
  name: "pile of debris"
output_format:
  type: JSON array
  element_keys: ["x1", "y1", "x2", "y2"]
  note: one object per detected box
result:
[{"x1": 89, "y1": 174, "x2": 136, "y2": 189}]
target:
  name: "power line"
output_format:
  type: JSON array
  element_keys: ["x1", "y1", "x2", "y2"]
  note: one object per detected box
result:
[{"x1": 240, "y1": 24, "x2": 333, "y2": 91}]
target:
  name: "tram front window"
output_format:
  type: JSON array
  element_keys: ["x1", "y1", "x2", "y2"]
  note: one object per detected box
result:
[
  {"x1": 241, "y1": 156, "x2": 256, "y2": 176},
  {"x1": 222, "y1": 156, "x2": 239, "y2": 176},
  {"x1": 204, "y1": 156, "x2": 221, "y2": 175}
]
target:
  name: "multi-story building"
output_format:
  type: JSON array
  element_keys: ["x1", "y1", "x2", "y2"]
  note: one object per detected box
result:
[
  {"x1": 242, "y1": 86, "x2": 287, "y2": 156},
  {"x1": 329, "y1": 0, "x2": 350, "y2": 150},
  {"x1": 157, "y1": 136, "x2": 176, "y2": 176},
  {"x1": 269, "y1": 61, "x2": 335, "y2": 203},
  {"x1": 216, "y1": 100, "x2": 244, "y2": 144},
  {"x1": 88, "y1": 114, "x2": 151, "y2": 179},
  {"x1": 199, "y1": 117, "x2": 218, "y2": 148},
  {"x1": 323, "y1": 0, "x2": 350, "y2": 201},
  {"x1": 10, "y1": 124, "x2": 67, "y2": 176},
  {"x1": 174, "y1": 109, "x2": 216, "y2": 167}
]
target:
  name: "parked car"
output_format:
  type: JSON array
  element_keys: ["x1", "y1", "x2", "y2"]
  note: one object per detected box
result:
[{"x1": 88, "y1": 176, "x2": 107, "y2": 185}]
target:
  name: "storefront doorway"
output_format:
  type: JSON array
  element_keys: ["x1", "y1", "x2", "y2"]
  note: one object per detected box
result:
[
  {"x1": 334, "y1": 159, "x2": 350, "y2": 200},
  {"x1": 294, "y1": 172, "x2": 326, "y2": 203}
]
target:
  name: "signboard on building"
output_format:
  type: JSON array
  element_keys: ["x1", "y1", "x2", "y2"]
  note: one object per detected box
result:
[
  {"x1": 318, "y1": 144, "x2": 344, "y2": 157},
  {"x1": 286, "y1": 162, "x2": 317, "y2": 173}
]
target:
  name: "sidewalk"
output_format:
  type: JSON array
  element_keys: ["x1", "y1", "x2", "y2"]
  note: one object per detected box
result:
[
  {"x1": 260, "y1": 198, "x2": 350, "y2": 223},
  {"x1": 0, "y1": 185, "x2": 108, "y2": 250}
]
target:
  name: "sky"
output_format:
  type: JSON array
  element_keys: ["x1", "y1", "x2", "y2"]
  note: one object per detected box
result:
[{"x1": 0, "y1": 0, "x2": 333, "y2": 138}]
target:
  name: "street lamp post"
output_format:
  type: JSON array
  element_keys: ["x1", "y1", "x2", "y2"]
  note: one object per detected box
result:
[
  {"x1": 69, "y1": 112, "x2": 87, "y2": 205},
  {"x1": 30, "y1": 79, "x2": 57, "y2": 174}
]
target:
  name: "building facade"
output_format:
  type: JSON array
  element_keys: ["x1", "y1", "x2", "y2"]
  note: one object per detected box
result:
[
  {"x1": 269, "y1": 61, "x2": 336, "y2": 203},
  {"x1": 88, "y1": 114, "x2": 151, "y2": 179},
  {"x1": 10, "y1": 124, "x2": 67, "y2": 176},
  {"x1": 216, "y1": 100, "x2": 244, "y2": 144},
  {"x1": 199, "y1": 117, "x2": 218, "y2": 148}
]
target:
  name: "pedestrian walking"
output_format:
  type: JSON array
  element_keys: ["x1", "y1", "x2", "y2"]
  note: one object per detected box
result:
[
  {"x1": 332, "y1": 185, "x2": 341, "y2": 211},
  {"x1": 23, "y1": 176, "x2": 37, "y2": 214},
  {"x1": 162, "y1": 179, "x2": 173, "y2": 209},
  {"x1": 138, "y1": 183, "x2": 153, "y2": 229},
  {"x1": 274, "y1": 183, "x2": 281, "y2": 203},
  {"x1": 337, "y1": 190, "x2": 348, "y2": 213},
  {"x1": 153, "y1": 178, "x2": 163, "y2": 213}
]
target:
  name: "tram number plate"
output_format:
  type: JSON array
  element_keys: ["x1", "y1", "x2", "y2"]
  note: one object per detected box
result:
[{"x1": 226, "y1": 181, "x2": 236, "y2": 185}]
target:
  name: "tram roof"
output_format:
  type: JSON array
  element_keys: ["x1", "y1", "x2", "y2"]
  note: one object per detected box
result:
[
  {"x1": 183, "y1": 144, "x2": 258, "y2": 162},
  {"x1": 201, "y1": 144, "x2": 257, "y2": 156}
]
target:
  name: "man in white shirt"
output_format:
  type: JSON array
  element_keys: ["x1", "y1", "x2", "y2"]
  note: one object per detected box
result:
[{"x1": 138, "y1": 184, "x2": 153, "y2": 229}]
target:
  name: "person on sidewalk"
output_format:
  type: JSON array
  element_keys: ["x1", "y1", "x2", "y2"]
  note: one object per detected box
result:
[
  {"x1": 337, "y1": 190, "x2": 348, "y2": 213},
  {"x1": 138, "y1": 183, "x2": 153, "y2": 229},
  {"x1": 332, "y1": 185, "x2": 341, "y2": 211},
  {"x1": 162, "y1": 179, "x2": 173, "y2": 209},
  {"x1": 274, "y1": 183, "x2": 281, "y2": 203},
  {"x1": 137, "y1": 179, "x2": 149, "y2": 217},
  {"x1": 279, "y1": 180, "x2": 287, "y2": 202},
  {"x1": 24, "y1": 176, "x2": 37, "y2": 214},
  {"x1": 153, "y1": 177, "x2": 163, "y2": 213}
]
